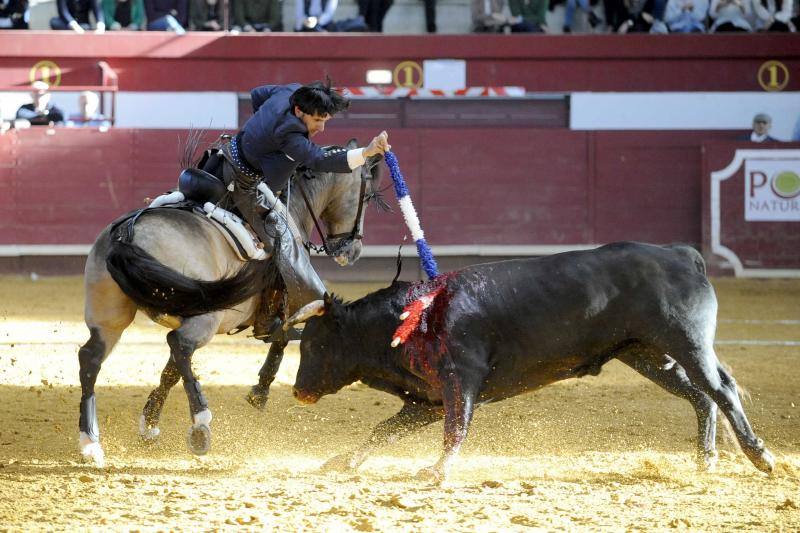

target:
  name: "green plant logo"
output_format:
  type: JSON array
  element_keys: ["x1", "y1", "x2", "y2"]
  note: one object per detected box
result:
[{"x1": 771, "y1": 170, "x2": 800, "y2": 199}]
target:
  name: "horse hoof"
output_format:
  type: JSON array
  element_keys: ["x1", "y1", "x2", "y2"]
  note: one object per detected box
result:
[
  {"x1": 754, "y1": 448, "x2": 775, "y2": 474},
  {"x1": 79, "y1": 433, "x2": 105, "y2": 468},
  {"x1": 697, "y1": 450, "x2": 718, "y2": 472},
  {"x1": 246, "y1": 386, "x2": 269, "y2": 410},
  {"x1": 414, "y1": 465, "x2": 445, "y2": 485},
  {"x1": 187, "y1": 424, "x2": 211, "y2": 456},
  {"x1": 138, "y1": 415, "x2": 161, "y2": 443},
  {"x1": 320, "y1": 453, "x2": 356, "y2": 473}
]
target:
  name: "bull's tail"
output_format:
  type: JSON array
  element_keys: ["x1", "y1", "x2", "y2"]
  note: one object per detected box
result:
[
  {"x1": 106, "y1": 238, "x2": 267, "y2": 317},
  {"x1": 666, "y1": 244, "x2": 706, "y2": 276}
]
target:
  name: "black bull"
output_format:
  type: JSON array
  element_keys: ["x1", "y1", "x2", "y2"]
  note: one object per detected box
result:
[{"x1": 286, "y1": 242, "x2": 775, "y2": 482}]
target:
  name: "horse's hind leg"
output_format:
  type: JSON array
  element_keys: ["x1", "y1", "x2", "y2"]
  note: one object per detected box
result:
[
  {"x1": 617, "y1": 351, "x2": 719, "y2": 470},
  {"x1": 246, "y1": 338, "x2": 288, "y2": 410},
  {"x1": 139, "y1": 358, "x2": 181, "y2": 442},
  {"x1": 670, "y1": 343, "x2": 774, "y2": 473},
  {"x1": 166, "y1": 312, "x2": 222, "y2": 455},
  {"x1": 79, "y1": 274, "x2": 137, "y2": 467}
]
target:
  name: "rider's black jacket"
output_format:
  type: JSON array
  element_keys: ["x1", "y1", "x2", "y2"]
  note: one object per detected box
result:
[{"x1": 239, "y1": 83, "x2": 351, "y2": 192}]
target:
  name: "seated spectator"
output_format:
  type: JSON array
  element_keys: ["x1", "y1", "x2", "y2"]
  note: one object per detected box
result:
[
  {"x1": 509, "y1": 0, "x2": 547, "y2": 31},
  {"x1": 473, "y1": 0, "x2": 536, "y2": 31},
  {"x1": 664, "y1": 0, "x2": 707, "y2": 31},
  {"x1": 189, "y1": 0, "x2": 222, "y2": 30},
  {"x1": 739, "y1": 113, "x2": 778, "y2": 142},
  {"x1": 15, "y1": 81, "x2": 65, "y2": 127},
  {"x1": 0, "y1": 0, "x2": 29, "y2": 29},
  {"x1": 359, "y1": 0, "x2": 392, "y2": 31},
  {"x1": 231, "y1": 0, "x2": 282, "y2": 31},
  {"x1": 102, "y1": 0, "x2": 144, "y2": 30},
  {"x1": 617, "y1": 0, "x2": 668, "y2": 32},
  {"x1": 66, "y1": 91, "x2": 111, "y2": 128},
  {"x1": 563, "y1": 0, "x2": 601, "y2": 32},
  {"x1": 752, "y1": 0, "x2": 795, "y2": 31},
  {"x1": 295, "y1": 0, "x2": 338, "y2": 30},
  {"x1": 144, "y1": 0, "x2": 187, "y2": 32},
  {"x1": 51, "y1": 0, "x2": 106, "y2": 32},
  {"x1": 709, "y1": 0, "x2": 752, "y2": 31}
]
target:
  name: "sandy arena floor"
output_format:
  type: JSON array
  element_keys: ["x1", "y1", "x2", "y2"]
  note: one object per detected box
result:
[{"x1": 0, "y1": 275, "x2": 798, "y2": 531}]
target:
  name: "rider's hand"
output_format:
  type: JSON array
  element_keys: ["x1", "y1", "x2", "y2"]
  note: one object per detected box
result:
[{"x1": 364, "y1": 131, "x2": 390, "y2": 157}]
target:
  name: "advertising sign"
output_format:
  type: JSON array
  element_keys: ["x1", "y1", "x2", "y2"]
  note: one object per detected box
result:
[{"x1": 744, "y1": 157, "x2": 800, "y2": 221}]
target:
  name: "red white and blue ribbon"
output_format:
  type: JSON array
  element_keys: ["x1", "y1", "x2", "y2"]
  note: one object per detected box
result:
[{"x1": 384, "y1": 151, "x2": 439, "y2": 280}]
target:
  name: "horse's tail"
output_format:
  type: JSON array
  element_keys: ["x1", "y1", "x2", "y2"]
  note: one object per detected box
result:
[{"x1": 106, "y1": 237, "x2": 267, "y2": 317}]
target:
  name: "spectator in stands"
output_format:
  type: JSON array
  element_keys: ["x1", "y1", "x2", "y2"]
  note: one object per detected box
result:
[
  {"x1": 189, "y1": 0, "x2": 222, "y2": 30},
  {"x1": 602, "y1": 0, "x2": 630, "y2": 30},
  {"x1": 563, "y1": 0, "x2": 601, "y2": 32},
  {"x1": 752, "y1": 0, "x2": 795, "y2": 30},
  {"x1": 0, "y1": 0, "x2": 29, "y2": 29},
  {"x1": 473, "y1": 0, "x2": 540, "y2": 31},
  {"x1": 51, "y1": 0, "x2": 106, "y2": 32},
  {"x1": 740, "y1": 113, "x2": 778, "y2": 142},
  {"x1": 103, "y1": 0, "x2": 144, "y2": 29},
  {"x1": 66, "y1": 91, "x2": 111, "y2": 128},
  {"x1": 664, "y1": 0, "x2": 708, "y2": 31},
  {"x1": 359, "y1": 0, "x2": 392, "y2": 31},
  {"x1": 709, "y1": 0, "x2": 752, "y2": 31},
  {"x1": 509, "y1": 0, "x2": 548, "y2": 31},
  {"x1": 144, "y1": 0, "x2": 188, "y2": 32},
  {"x1": 231, "y1": 0, "x2": 282, "y2": 31},
  {"x1": 15, "y1": 81, "x2": 65, "y2": 127},
  {"x1": 617, "y1": 0, "x2": 668, "y2": 32},
  {"x1": 294, "y1": 0, "x2": 338, "y2": 30},
  {"x1": 421, "y1": 0, "x2": 436, "y2": 32}
]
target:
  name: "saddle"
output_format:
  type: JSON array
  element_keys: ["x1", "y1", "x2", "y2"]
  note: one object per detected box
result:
[{"x1": 147, "y1": 167, "x2": 266, "y2": 262}]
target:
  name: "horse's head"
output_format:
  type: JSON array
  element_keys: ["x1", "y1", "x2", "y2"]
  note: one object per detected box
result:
[{"x1": 319, "y1": 138, "x2": 388, "y2": 266}]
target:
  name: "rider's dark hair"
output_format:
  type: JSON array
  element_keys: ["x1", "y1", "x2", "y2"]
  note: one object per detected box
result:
[{"x1": 291, "y1": 78, "x2": 350, "y2": 117}]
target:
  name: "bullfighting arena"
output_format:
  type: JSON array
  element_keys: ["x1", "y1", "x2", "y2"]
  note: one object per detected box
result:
[{"x1": 0, "y1": 275, "x2": 798, "y2": 530}]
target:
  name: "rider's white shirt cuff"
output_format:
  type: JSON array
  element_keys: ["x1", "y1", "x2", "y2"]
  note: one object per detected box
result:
[{"x1": 347, "y1": 148, "x2": 366, "y2": 169}]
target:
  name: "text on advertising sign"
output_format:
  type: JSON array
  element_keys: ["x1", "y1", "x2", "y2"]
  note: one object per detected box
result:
[{"x1": 745, "y1": 157, "x2": 800, "y2": 221}]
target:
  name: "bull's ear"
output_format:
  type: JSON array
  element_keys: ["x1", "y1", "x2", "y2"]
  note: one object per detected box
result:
[{"x1": 346, "y1": 138, "x2": 358, "y2": 150}]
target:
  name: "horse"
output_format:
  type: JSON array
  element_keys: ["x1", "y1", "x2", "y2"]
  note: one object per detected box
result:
[{"x1": 76, "y1": 139, "x2": 385, "y2": 467}]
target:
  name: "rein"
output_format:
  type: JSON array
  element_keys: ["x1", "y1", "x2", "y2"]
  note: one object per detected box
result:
[{"x1": 295, "y1": 168, "x2": 368, "y2": 257}]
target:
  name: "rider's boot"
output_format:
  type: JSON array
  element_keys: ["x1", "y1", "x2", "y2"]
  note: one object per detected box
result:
[
  {"x1": 226, "y1": 159, "x2": 327, "y2": 319},
  {"x1": 253, "y1": 288, "x2": 284, "y2": 342}
]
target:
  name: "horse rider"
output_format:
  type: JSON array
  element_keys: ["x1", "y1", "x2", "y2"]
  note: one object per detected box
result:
[{"x1": 215, "y1": 79, "x2": 390, "y2": 339}]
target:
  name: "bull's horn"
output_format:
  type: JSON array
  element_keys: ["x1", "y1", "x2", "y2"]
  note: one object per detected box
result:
[{"x1": 283, "y1": 300, "x2": 326, "y2": 330}]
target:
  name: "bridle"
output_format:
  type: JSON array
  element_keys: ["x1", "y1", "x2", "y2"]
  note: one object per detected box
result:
[{"x1": 296, "y1": 166, "x2": 369, "y2": 257}]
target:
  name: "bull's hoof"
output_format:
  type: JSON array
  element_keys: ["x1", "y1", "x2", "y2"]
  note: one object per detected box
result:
[
  {"x1": 187, "y1": 424, "x2": 211, "y2": 456},
  {"x1": 414, "y1": 465, "x2": 446, "y2": 485},
  {"x1": 320, "y1": 453, "x2": 357, "y2": 473},
  {"x1": 246, "y1": 386, "x2": 269, "y2": 411}
]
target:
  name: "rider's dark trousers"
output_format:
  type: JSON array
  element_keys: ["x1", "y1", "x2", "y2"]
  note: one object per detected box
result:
[{"x1": 223, "y1": 161, "x2": 327, "y2": 316}]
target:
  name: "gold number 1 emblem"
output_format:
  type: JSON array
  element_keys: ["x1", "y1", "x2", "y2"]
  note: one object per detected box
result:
[{"x1": 757, "y1": 60, "x2": 789, "y2": 92}]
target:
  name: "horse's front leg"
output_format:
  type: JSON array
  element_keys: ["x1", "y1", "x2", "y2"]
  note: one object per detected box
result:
[
  {"x1": 247, "y1": 337, "x2": 288, "y2": 410},
  {"x1": 167, "y1": 313, "x2": 222, "y2": 455}
]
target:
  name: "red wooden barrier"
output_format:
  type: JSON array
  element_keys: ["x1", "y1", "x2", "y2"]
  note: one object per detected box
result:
[
  {"x1": 0, "y1": 33, "x2": 797, "y2": 92},
  {"x1": 1, "y1": 127, "x2": 739, "y2": 250}
]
